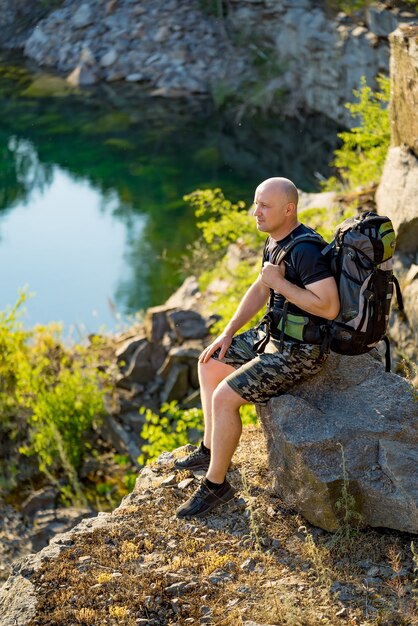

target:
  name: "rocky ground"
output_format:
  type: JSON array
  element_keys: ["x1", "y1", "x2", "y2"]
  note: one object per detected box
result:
[{"x1": 1, "y1": 426, "x2": 417, "y2": 625}]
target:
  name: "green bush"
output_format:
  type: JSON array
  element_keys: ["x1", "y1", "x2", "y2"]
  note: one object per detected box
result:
[
  {"x1": 0, "y1": 292, "x2": 109, "y2": 503},
  {"x1": 324, "y1": 75, "x2": 390, "y2": 191},
  {"x1": 139, "y1": 402, "x2": 204, "y2": 464}
]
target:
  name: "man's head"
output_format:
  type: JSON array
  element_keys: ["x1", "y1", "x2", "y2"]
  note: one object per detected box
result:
[{"x1": 253, "y1": 177, "x2": 299, "y2": 240}]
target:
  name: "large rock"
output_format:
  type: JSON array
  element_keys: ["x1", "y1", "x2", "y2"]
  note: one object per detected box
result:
[
  {"x1": 376, "y1": 25, "x2": 418, "y2": 252},
  {"x1": 375, "y1": 146, "x2": 418, "y2": 253},
  {"x1": 257, "y1": 352, "x2": 418, "y2": 533},
  {"x1": 388, "y1": 25, "x2": 418, "y2": 156}
]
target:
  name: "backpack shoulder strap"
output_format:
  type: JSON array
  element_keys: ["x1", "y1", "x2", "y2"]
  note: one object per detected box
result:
[
  {"x1": 267, "y1": 232, "x2": 327, "y2": 310},
  {"x1": 270, "y1": 232, "x2": 326, "y2": 266}
]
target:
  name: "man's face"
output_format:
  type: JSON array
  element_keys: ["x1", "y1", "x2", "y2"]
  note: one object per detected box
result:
[{"x1": 252, "y1": 184, "x2": 290, "y2": 236}]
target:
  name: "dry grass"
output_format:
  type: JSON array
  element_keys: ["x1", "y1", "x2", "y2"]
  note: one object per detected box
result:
[{"x1": 25, "y1": 426, "x2": 418, "y2": 626}]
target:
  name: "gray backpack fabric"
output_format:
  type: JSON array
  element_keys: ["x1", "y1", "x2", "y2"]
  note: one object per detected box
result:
[{"x1": 322, "y1": 211, "x2": 403, "y2": 370}]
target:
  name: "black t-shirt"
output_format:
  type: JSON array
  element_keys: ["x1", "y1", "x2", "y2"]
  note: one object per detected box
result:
[{"x1": 262, "y1": 223, "x2": 333, "y2": 323}]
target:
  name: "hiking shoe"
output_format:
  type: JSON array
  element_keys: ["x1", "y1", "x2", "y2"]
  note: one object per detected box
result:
[
  {"x1": 173, "y1": 442, "x2": 211, "y2": 471},
  {"x1": 176, "y1": 479, "x2": 236, "y2": 518}
]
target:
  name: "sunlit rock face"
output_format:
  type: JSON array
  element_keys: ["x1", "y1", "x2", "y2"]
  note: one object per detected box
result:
[
  {"x1": 376, "y1": 25, "x2": 418, "y2": 253},
  {"x1": 257, "y1": 352, "x2": 418, "y2": 534},
  {"x1": 376, "y1": 25, "x2": 418, "y2": 370}
]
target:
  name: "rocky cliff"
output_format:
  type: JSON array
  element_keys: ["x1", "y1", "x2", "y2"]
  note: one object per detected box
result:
[{"x1": 1, "y1": 0, "x2": 416, "y2": 126}]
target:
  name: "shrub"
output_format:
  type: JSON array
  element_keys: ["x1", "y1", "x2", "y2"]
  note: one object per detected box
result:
[
  {"x1": 0, "y1": 292, "x2": 109, "y2": 503},
  {"x1": 139, "y1": 402, "x2": 204, "y2": 464},
  {"x1": 324, "y1": 75, "x2": 390, "y2": 191}
]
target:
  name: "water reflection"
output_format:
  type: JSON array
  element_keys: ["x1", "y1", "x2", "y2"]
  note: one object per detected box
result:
[{"x1": 0, "y1": 53, "x2": 340, "y2": 329}]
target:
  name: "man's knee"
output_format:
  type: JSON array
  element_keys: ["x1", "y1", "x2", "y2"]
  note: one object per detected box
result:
[
  {"x1": 198, "y1": 357, "x2": 234, "y2": 387},
  {"x1": 212, "y1": 380, "x2": 247, "y2": 411}
]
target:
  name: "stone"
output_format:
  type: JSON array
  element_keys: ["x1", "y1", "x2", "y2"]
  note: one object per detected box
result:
[
  {"x1": 376, "y1": 146, "x2": 418, "y2": 253},
  {"x1": 167, "y1": 310, "x2": 208, "y2": 340},
  {"x1": 158, "y1": 345, "x2": 201, "y2": 388},
  {"x1": 145, "y1": 306, "x2": 173, "y2": 342},
  {"x1": 99, "y1": 414, "x2": 142, "y2": 466},
  {"x1": 153, "y1": 25, "x2": 170, "y2": 43},
  {"x1": 72, "y1": 4, "x2": 94, "y2": 29},
  {"x1": 161, "y1": 474, "x2": 177, "y2": 487},
  {"x1": 160, "y1": 363, "x2": 189, "y2": 403},
  {"x1": 164, "y1": 276, "x2": 200, "y2": 310},
  {"x1": 126, "y1": 73, "x2": 144, "y2": 82},
  {"x1": 240, "y1": 557, "x2": 256, "y2": 572},
  {"x1": 119, "y1": 340, "x2": 155, "y2": 385},
  {"x1": 115, "y1": 335, "x2": 147, "y2": 366},
  {"x1": 257, "y1": 352, "x2": 418, "y2": 533},
  {"x1": 178, "y1": 478, "x2": 195, "y2": 490},
  {"x1": 208, "y1": 568, "x2": 234, "y2": 585},
  {"x1": 243, "y1": 622, "x2": 276, "y2": 626},
  {"x1": 0, "y1": 576, "x2": 37, "y2": 626},
  {"x1": 366, "y1": 6, "x2": 400, "y2": 38},
  {"x1": 100, "y1": 48, "x2": 118, "y2": 67},
  {"x1": 66, "y1": 64, "x2": 100, "y2": 87},
  {"x1": 20, "y1": 486, "x2": 58, "y2": 519}
]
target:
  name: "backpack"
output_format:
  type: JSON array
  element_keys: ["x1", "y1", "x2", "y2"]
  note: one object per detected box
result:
[
  {"x1": 257, "y1": 213, "x2": 403, "y2": 372},
  {"x1": 321, "y1": 211, "x2": 403, "y2": 371}
]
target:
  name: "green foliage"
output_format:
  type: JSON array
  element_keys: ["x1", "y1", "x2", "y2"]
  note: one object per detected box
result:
[
  {"x1": 0, "y1": 292, "x2": 109, "y2": 503},
  {"x1": 184, "y1": 188, "x2": 262, "y2": 253},
  {"x1": 299, "y1": 204, "x2": 356, "y2": 242},
  {"x1": 327, "y1": 0, "x2": 373, "y2": 12},
  {"x1": 328, "y1": 0, "x2": 418, "y2": 11},
  {"x1": 139, "y1": 400, "x2": 256, "y2": 470},
  {"x1": 0, "y1": 290, "x2": 32, "y2": 428},
  {"x1": 139, "y1": 402, "x2": 204, "y2": 465},
  {"x1": 240, "y1": 404, "x2": 258, "y2": 426},
  {"x1": 323, "y1": 75, "x2": 390, "y2": 191},
  {"x1": 184, "y1": 188, "x2": 264, "y2": 334}
]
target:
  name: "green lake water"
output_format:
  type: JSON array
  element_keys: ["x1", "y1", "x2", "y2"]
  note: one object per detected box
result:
[{"x1": 0, "y1": 53, "x2": 340, "y2": 333}]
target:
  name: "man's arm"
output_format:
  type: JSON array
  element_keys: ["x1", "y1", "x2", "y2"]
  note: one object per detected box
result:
[
  {"x1": 199, "y1": 274, "x2": 270, "y2": 362},
  {"x1": 261, "y1": 262, "x2": 340, "y2": 320}
]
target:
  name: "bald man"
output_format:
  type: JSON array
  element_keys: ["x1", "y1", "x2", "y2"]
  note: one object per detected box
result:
[{"x1": 175, "y1": 177, "x2": 340, "y2": 518}]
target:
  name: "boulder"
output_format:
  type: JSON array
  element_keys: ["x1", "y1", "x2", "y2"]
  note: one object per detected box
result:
[
  {"x1": 365, "y1": 5, "x2": 399, "y2": 38},
  {"x1": 257, "y1": 352, "x2": 418, "y2": 533},
  {"x1": 66, "y1": 62, "x2": 100, "y2": 86},
  {"x1": 388, "y1": 25, "x2": 418, "y2": 156},
  {"x1": 117, "y1": 340, "x2": 155, "y2": 386},
  {"x1": 158, "y1": 345, "x2": 201, "y2": 389},
  {"x1": 376, "y1": 25, "x2": 418, "y2": 253},
  {"x1": 72, "y1": 3, "x2": 94, "y2": 30},
  {"x1": 167, "y1": 309, "x2": 208, "y2": 340},
  {"x1": 160, "y1": 363, "x2": 189, "y2": 404},
  {"x1": 99, "y1": 414, "x2": 142, "y2": 466},
  {"x1": 115, "y1": 334, "x2": 147, "y2": 368},
  {"x1": 144, "y1": 305, "x2": 173, "y2": 342},
  {"x1": 375, "y1": 146, "x2": 418, "y2": 253}
]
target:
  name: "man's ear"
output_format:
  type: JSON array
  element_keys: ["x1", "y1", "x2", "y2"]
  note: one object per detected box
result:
[{"x1": 286, "y1": 202, "x2": 296, "y2": 215}]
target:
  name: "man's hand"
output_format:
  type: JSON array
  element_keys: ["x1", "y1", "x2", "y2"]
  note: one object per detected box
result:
[
  {"x1": 260, "y1": 261, "x2": 285, "y2": 290},
  {"x1": 199, "y1": 333, "x2": 233, "y2": 363}
]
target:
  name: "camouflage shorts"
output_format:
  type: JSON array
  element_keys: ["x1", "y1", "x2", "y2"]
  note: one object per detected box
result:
[{"x1": 212, "y1": 326, "x2": 328, "y2": 405}]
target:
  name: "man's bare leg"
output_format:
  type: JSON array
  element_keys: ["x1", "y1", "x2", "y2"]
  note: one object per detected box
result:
[
  {"x1": 206, "y1": 380, "x2": 248, "y2": 483},
  {"x1": 198, "y1": 358, "x2": 236, "y2": 449}
]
